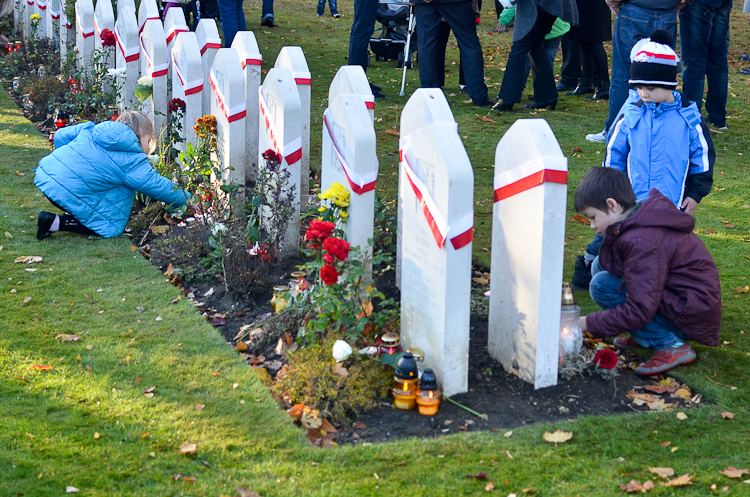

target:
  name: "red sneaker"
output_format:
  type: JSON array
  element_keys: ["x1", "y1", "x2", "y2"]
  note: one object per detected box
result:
[
  {"x1": 613, "y1": 336, "x2": 640, "y2": 351},
  {"x1": 635, "y1": 344, "x2": 696, "y2": 377}
]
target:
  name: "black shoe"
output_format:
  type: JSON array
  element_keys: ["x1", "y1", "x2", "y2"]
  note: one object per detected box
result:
[
  {"x1": 741, "y1": 68, "x2": 750, "y2": 75},
  {"x1": 261, "y1": 17, "x2": 277, "y2": 27},
  {"x1": 564, "y1": 84, "x2": 595, "y2": 97},
  {"x1": 741, "y1": 54, "x2": 750, "y2": 61},
  {"x1": 556, "y1": 81, "x2": 577, "y2": 92},
  {"x1": 585, "y1": 89, "x2": 609, "y2": 101},
  {"x1": 570, "y1": 255, "x2": 592, "y2": 291},
  {"x1": 473, "y1": 96, "x2": 494, "y2": 107},
  {"x1": 525, "y1": 99, "x2": 557, "y2": 110},
  {"x1": 369, "y1": 82, "x2": 382, "y2": 92},
  {"x1": 37, "y1": 211, "x2": 56, "y2": 240},
  {"x1": 372, "y1": 90, "x2": 385, "y2": 99},
  {"x1": 491, "y1": 99, "x2": 514, "y2": 111},
  {"x1": 459, "y1": 85, "x2": 468, "y2": 94},
  {"x1": 332, "y1": 12, "x2": 340, "y2": 18}
]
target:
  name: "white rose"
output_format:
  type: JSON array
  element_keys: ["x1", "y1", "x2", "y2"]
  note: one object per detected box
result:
[
  {"x1": 332, "y1": 340, "x2": 353, "y2": 362},
  {"x1": 137, "y1": 76, "x2": 153, "y2": 87}
]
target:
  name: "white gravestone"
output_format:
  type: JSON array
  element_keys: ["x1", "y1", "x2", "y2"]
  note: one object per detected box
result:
[
  {"x1": 209, "y1": 49, "x2": 246, "y2": 192},
  {"x1": 74, "y1": 0, "x2": 94, "y2": 69},
  {"x1": 274, "y1": 47, "x2": 311, "y2": 210},
  {"x1": 45, "y1": 0, "x2": 60, "y2": 46},
  {"x1": 259, "y1": 68, "x2": 302, "y2": 259},
  {"x1": 321, "y1": 93, "x2": 378, "y2": 274},
  {"x1": 115, "y1": 8, "x2": 139, "y2": 110},
  {"x1": 137, "y1": 0, "x2": 159, "y2": 37},
  {"x1": 396, "y1": 88, "x2": 455, "y2": 290},
  {"x1": 329, "y1": 65, "x2": 375, "y2": 123},
  {"x1": 488, "y1": 119, "x2": 568, "y2": 389},
  {"x1": 398, "y1": 91, "x2": 474, "y2": 397},
  {"x1": 36, "y1": 0, "x2": 48, "y2": 39},
  {"x1": 93, "y1": 0, "x2": 114, "y2": 68},
  {"x1": 59, "y1": 0, "x2": 74, "y2": 60},
  {"x1": 163, "y1": 6, "x2": 188, "y2": 91},
  {"x1": 116, "y1": 0, "x2": 135, "y2": 18},
  {"x1": 231, "y1": 31, "x2": 262, "y2": 182},
  {"x1": 172, "y1": 32, "x2": 203, "y2": 155},
  {"x1": 23, "y1": 0, "x2": 34, "y2": 39},
  {"x1": 196, "y1": 18, "x2": 222, "y2": 116},
  {"x1": 140, "y1": 19, "x2": 168, "y2": 141}
]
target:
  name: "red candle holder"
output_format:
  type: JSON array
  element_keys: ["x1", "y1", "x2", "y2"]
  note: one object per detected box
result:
[{"x1": 379, "y1": 332, "x2": 403, "y2": 357}]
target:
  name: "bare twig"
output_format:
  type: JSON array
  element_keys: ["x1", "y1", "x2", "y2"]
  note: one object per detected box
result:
[
  {"x1": 138, "y1": 208, "x2": 164, "y2": 247},
  {"x1": 234, "y1": 310, "x2": 289, "y2": 343}
]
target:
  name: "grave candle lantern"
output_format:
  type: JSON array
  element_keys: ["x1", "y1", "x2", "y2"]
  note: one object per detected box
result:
[
  {"x1": 290, "y1": 270, "x2": 306, "y2": 291},
  {"x1": 271, "y1": 285, "x2": 288, "y2": 314},
  {"x1": 415, "y1": 368, "x2": 441, "y2": 416},
  {"x1": 392, "y1": 352, "x2": 419, "y2": 410},
  {"x1": 379, "y1": 332, "x2": 403, "y2": 357},
  {"x1": 559, "y1": 282, "x2": 583, "y2": 360}
]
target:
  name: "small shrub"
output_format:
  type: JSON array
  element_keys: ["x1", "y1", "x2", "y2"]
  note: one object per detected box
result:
[{"x1": 272, "y1": 335, "x2": 392, "y2": 423}]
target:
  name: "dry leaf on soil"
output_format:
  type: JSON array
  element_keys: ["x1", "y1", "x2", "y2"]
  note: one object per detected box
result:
[
  {"x1": 720, "y1": 467, "x2": 750, "y2": 479},
  {"x1": 543, "y1": 429, "x2": 573, "y2": 445},
  {"x1": 352, "y1": 422, "x2": 367, "y2": 430},
  {"x1": 620, "y1": 479, "x2": 654, "y2": 493},
  {"x1": 649, "y1": 467, "x2": 675, "y2": 479},
  {"x1": 236, "y1": 341, "x2": 248, "y2": 351},
  {"x1": 151, "y1": 225, "x2": 169, "y2": 235},
  {"x1": 180, "y1": 443, "x2": 197, "y2": 454},
  {"x1": 332, "y1": 362, "x2": 349, "y2": 377},
  {"x1": 660, "y1": 474, "x2": 694, "y2": 487}
]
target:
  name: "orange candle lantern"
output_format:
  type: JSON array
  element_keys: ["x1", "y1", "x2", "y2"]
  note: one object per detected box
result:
[{"x1": 416, "y1": 368, "x2": 442, "y2": 416}]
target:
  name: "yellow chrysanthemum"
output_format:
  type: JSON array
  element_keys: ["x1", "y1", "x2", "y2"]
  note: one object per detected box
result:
[
  {"x1": 30, "y1": 13, "x2": 40, "y2": 20},
  {"x1": 317, "y1": 206, "x2": 326, "y2": 213},
  {"x1": 340, "y1": 210, "x2": 349, "y2": 220}
]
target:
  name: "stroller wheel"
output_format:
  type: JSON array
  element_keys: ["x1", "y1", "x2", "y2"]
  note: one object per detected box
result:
[{"x1": 397, "y1": 52, "x2": 404, "y2": 69}]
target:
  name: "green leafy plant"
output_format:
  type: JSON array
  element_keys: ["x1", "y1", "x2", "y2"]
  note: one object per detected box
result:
[{"x1": 254, "y1": 149, "x2": 297, "y2": 261}]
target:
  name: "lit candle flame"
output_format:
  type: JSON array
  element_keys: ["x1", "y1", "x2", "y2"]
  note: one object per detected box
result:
[
  {"x1": 428, "y1": 390, "x2": 433, "y2": 399},
  {"x1": 562, "y1": 327, "x2": 569, "y2": 335},
  {"x1": 403, "y1": 381, "x2": 409, "y2": 392},
  {"x1": 388, "y1": 347, "x2": 394, "y2": 355}
]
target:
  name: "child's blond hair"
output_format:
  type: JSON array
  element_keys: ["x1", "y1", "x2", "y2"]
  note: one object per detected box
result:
[{"x1": 117, "y1": 111, "x2": 154, "y2": 144}]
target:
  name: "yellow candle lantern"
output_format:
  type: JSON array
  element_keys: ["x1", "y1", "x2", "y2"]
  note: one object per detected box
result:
[
  {"x1": 271, "y1": 286, "x2": 288, "y2": 313},
  {"x1": 392, "y1": 352, "x2": 419, "y2": 410},
  {"x1": 416, "y1": 368, "x2": 442, "y2": 416}
]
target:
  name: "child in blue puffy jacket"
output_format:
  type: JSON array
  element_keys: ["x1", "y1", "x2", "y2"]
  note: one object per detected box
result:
[{"x1": 34, "y1": 111, "x2": 189, "y2": 240}]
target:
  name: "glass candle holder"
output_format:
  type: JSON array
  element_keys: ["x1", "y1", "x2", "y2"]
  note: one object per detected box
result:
[
  {"x1": 559, "y1": 282, "x2": 583, "y2": 360},
  {"x1": 415, "y1": 368, "x2": 441, "y2": 415},
  {"x1": 392, "y1": 376, "x2": 418, "y2": 410},
  {"x1": 271, "y1": 286, "x2": 288, "y2": 314},
  {"x1": 379, "y1": 332, "x2": 402, "y2": 357}
]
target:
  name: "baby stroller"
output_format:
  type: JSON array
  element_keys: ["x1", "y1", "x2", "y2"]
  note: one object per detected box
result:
[{"x1": 369, "y1": 0, "x2": 417, "y2": 69}]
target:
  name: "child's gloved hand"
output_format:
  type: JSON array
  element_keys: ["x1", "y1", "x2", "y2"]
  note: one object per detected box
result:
[{"x1": 147, "y1": 154, "x2": 160, "y2": 167}]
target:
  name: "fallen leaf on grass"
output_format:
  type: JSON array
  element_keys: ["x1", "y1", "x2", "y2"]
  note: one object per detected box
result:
[
  {"x1": 14, "y1": 256, "x2": 43, "y2": 264},
  {"x1": 29, "y1": 364, "x2": 53, "y2": 370},
  {"x1": 503, "y1": 430, "x2": 513, "y2": 438},
  {"x1": 506, "y1": 450, "x2": 514, "y2": 460},
  {"x1": 235, "y1": 488, "x2": 261, "y2": 497},
  {"x1": 620, "y1": 480, "x2": 654, "y2": 493},
  {"x1": 467, "y1": 472, "x2": 488, "y2": 480},
  {"x1": 643, "y1": 377, "x2": 680, "y2": 394},
  {"x1": 183, "y1": 476, "x2": 197, "y2": 483},
  {"x1": 543, "y1": 429, "x2": 573, "y2": 445},
  {"x1": 572, "y1": 214, "x2": 589, "y2": 224},
  {"x1": 142, "y1": 386, "x2": 157, "y2": 398},
  {"x1": 660, "y1": 474, "x2": 693, "y2": 487},
  {"x1": 571, "y1": 146, "x2": 583, "y2": 152},
  {"x1": 649, "y1": 467, "x2": 675, "y2": 478},
  {"x1": 171, "y1": 473, "x2": 185, "y2": 481},
  {"x1": 196, "y1": 404, "x2": 205, "y2": 411},
  {"x1": 332, "y1": 362, "x2": 349, "y2": 377},
  {"x1": 472, "y1": 277, "x2": 489, "y2": 284},
  {"x1": 674, "y1": 387, "x2": 692, "y2": 400},
  {"x1": 22, "y1": 297, "x2": 31, "y2": 305},
  {"x1": 721, "y1": 467, "x2": 749, "y2": 478},
  {"x1": 736, "y1": 286, "x2": 749, "y2": 294},
  {"x1": 55, "y1": 334, "x2": 80, "y2": 342},
  {"x1": 476, "y1": 114, "x2": 496, "y2": 123},
  {"x1": 66, "y1": 486, "x2": 79, "y2": 493},
  {"x1": 662, "y1": 441, "x2": 671, "y2": 447},
  {"x1": 5, "y1": 231, "x2": 12, "y2": 239},
  {"x1": 485, "y1": 481, "x2": 495, "y2": 491},
  {"x1": 675, "y1": 412, "x2": 688, "y2": 420},
  {"x1": 384, "y1": 129, "x2": 400, "y2": 137},
  {"x1": 722, "y1": 411, "x2": 734, "y2": 419},
  {"x1": 180, "y1": 443, "x2": 197, "y2": 454}
]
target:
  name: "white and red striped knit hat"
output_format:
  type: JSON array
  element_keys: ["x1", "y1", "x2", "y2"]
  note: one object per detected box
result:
[{"x1": 629, "y1": 29, "x2": 679, "y2": 89}]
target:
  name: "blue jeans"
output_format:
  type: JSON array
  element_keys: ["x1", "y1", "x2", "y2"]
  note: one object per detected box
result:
[
  {"x1": 261, "y1": 0, "x2": 274, "y2": 21},
  {"x1": 605, "y1": 3, "x2": 677, "y2": 131},
  {"x1": 317, "y1": 0, "x2": 338, "y2": 16},
  {"x1": 679, "y1": 0, "x2": 732, "y2": 127},
  {"x1": 216, "y1": 0, "x2": 247, "y2": 46},
  {"x1": 589, "y1": 257, "x2": 685, "y2": 350},
  {"x1": 523, "y1": 36, "x2": 560, "y2": 86},
  {"x1": 584, "y1": 232, "x2": 604, "y2": 262}
]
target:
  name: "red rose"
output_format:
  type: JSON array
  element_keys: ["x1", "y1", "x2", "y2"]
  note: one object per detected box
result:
[
  {"x1": 323, "y1": 237, "x2": 351, "y2": 262},
  {"x1": 323, "y1": 253, "x2": 334, "y2": 264},
  {"x1": 168, "y1": 98, "x2": 186, "y2": 113},
  {"x1": 320, "y1": 264, "x2": 339, "y2": 286},
  {"x1": 593, "y1": 349, "x2": 618, "y2": 369},
  {"x1": 262, "y1": 149, "x2": 282, "y2": 164},
  {"x1": 100, "y1": 28, "x2": 116, "y2": 47},
  {"x1": 305, "y1": 219, "x2": 335, "y2": 248}
]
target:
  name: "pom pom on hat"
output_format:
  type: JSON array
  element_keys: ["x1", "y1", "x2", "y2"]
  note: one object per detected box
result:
[{"x1": 629, "y1": 29, "x2": 679, "y2": 89}]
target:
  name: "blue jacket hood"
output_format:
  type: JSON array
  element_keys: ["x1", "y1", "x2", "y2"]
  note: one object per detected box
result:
[{"x1": 91, "y1": 121, "x2": 144, "y2": 154}]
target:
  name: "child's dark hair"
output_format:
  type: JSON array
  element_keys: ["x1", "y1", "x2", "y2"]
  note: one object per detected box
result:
[{"x1": 574, "y1": 167, "x2": 637, "y2": 213}]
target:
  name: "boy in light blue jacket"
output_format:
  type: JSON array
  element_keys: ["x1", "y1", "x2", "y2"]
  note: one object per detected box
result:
[
  {"x1": 571, "y1": 30, "x2": 714, "y2": 291},
  {"x1": 34, "y1": 111, "x2": 189, "y2": 239}
]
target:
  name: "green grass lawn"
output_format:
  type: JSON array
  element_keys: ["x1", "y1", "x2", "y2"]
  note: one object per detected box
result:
[{"x1": 1, "y1": 1, "x2": 750, "y2": 494}]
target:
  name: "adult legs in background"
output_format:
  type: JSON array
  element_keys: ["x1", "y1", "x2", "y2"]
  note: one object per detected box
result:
[
  {"x1": 558, "y1": 35, "x2": 583, "y2": 90},
  {"x1": 436, "y1": 20, "x2": 451, "y2": 88},
  {"x1": 580, "y1": 40, "x2": 609, "y2": 99},
  {"x1": 348, "y1": 0, "x2": 378, "y2": 70},
  {"x1": 200, "y1": 0, "x2": 220, "y2": 20},
  {"x1": 261, "y1": 0, "x2": 275, "y2": 26},
  {"x1": 604, "y1": 4, "x2": 677, "y2": 132},
  {"x1": 182, "y1": 2, "x2": 199, "y2": 30},
  {"x1": 497, "y1": 7, "x2": 556, "y2": 104},
  {"x1": 217, "y1": 0, "x2": 247, "y2": 45},
  {"x1": 522, "y1": 36, "x2": 560, "y2": 86},
  {"x1": 680, "y1": 0, "x2": 732, "y2": 127}
]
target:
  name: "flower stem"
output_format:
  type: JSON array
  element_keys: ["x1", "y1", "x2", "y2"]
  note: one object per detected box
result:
[{"x1": 443, "y1": 396, "x2": 489, "y2": 420}]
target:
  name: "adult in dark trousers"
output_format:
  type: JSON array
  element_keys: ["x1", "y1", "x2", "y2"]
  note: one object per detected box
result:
[
  {"x1": 585, "y1": 0, "x2": 678, "y2": 143},
  {"x1": 413, "y1": 0, "x2": 492, "y2": 106},
  {"x1": 216, "y1": 0, "x2": 246, "y2": 46},
  {"x1": 347, "y1": 0, "x2": 384, "y2": 97},
  {"x1": 680, "y1": 0, "x2": 732, "y2": 129},
  {"x1": 557, "y1": 35, "x2": 585, "y2": 92},
  {"x1": 261, "y1": 0, "x2": 276, "y2": 27},
  {"x1": 567, "y1": 0, "x2": 611, "y2": 100},
  {"x1": 492, "y1": 0, "x2": 578, "y2": 111},
  {"x1": 436, "y1": 0, "x2": 482, "y2": 93}
]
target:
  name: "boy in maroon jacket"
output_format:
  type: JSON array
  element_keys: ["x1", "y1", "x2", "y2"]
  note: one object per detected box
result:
[{"x1": 574, "y1": 167, "x2": 722, "y2": 376}]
